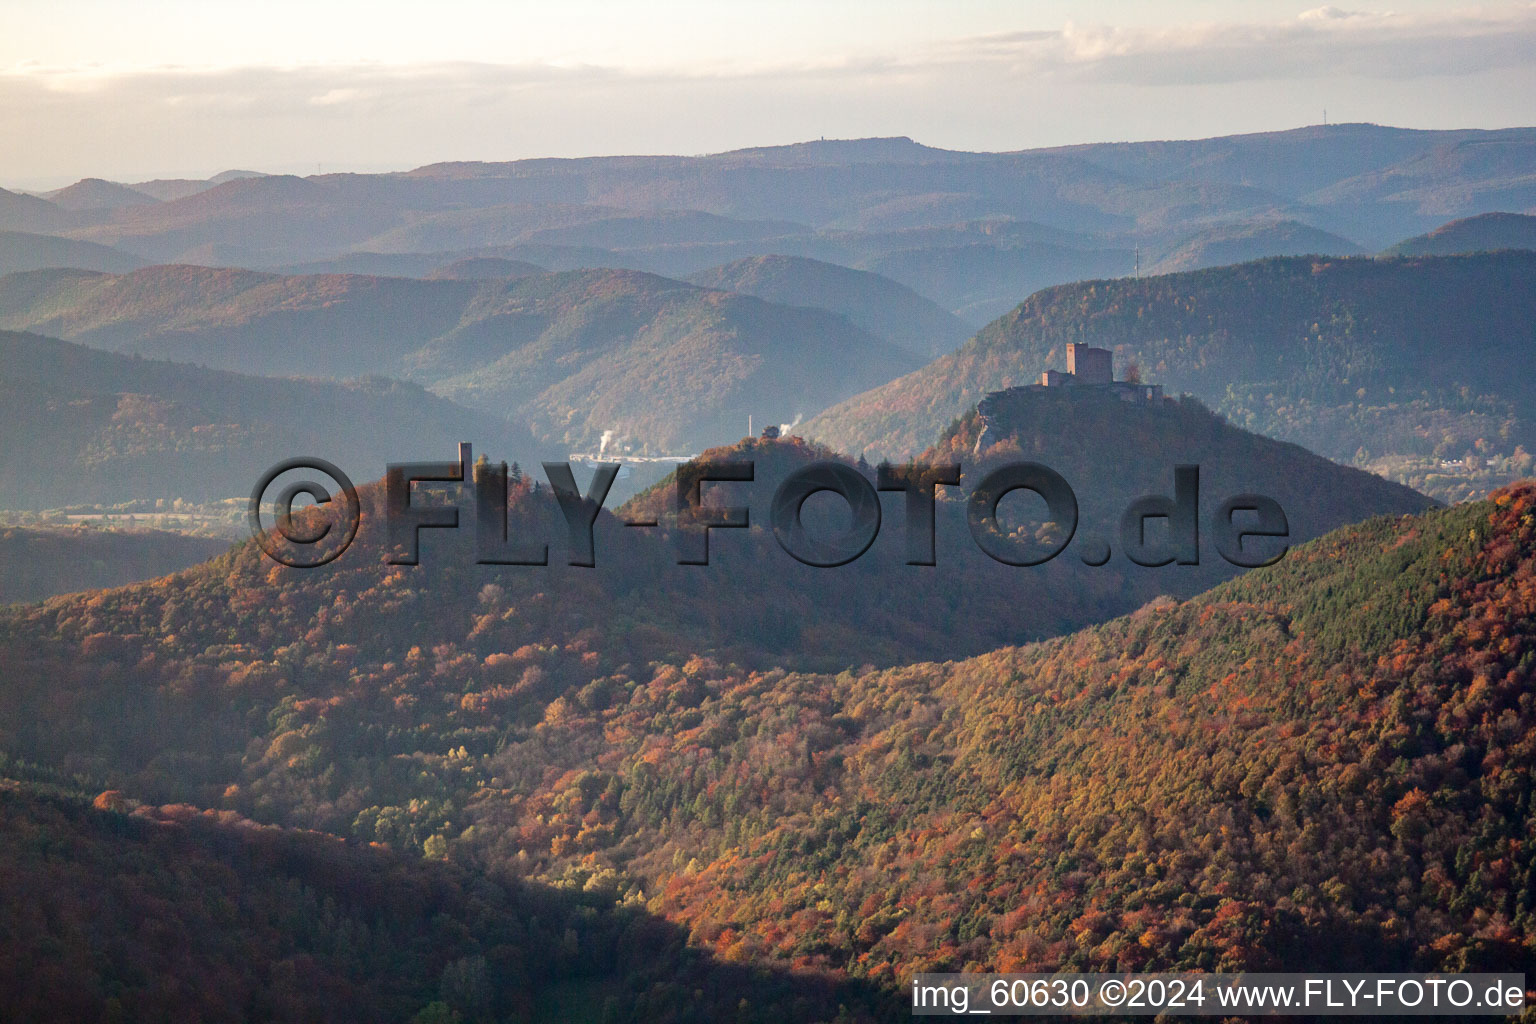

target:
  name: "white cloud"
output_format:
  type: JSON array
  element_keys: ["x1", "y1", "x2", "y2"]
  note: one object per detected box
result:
[
  {"x1": 942, "y1": 5, "x2": 1536, "y2": 84},
  {"x1": 1297, "y1": 7, "x2": 1380, "y2": 22},
  {"x1": 309, "y1": 88, "x2": 364, "y2": 107}
]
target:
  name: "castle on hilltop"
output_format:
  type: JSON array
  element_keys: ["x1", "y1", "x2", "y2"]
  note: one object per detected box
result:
[
  {"x1": 973, "y1": 344, "x2": 1164, "y2": 453},
  {"x1": 1037, "y1": 344, "x2": 1162, "y2": 402}
]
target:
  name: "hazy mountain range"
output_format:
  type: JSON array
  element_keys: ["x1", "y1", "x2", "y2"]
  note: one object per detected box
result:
[
  {"x1": 686, "y1": 254, "x2": 972, "y2": 358},
  {"x1": 0, "y1": 265, "x2": 917, "y2": 454},
  {"x1": 5, "y1": 124, "x2": 1532, "y2": 323},
  {"x1": 3, "y1": 211, "x2": 1531, "y2": 485}
]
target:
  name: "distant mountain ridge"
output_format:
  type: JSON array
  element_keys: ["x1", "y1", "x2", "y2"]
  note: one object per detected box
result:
[
  {"x1": 687, "y1": 254, "x2": 975, "y2": 356},
  {"x1": 0, "y1": 187, "x2": 78, "y2": 234},
  {"x1": 1147, "y1": 218, "x2": 1363, "y2": 274},
  {"x1": 0, "y1": 124, "x2": 1526, "y2": 317},
  {"x1": 0, "y1": 231, "x2": 146, "y2": 276},
  {"x1": 425, "y1": 256, "x2": 547, "y2": 281},
  {"x1": 0, "y1": 264, "x2": 918, "y2": 453},
  {"x1": 1385, "y1": 212, "x2": 1536, "y2": 256},
  {"x1": 43, "y1": 178, "x2": 157, "y2": 212},
  {"x1": 124, "y1": 169, "x2": 268, "y2": 202}
]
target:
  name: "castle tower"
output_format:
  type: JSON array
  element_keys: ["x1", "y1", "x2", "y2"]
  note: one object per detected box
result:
[{"x1": 1066, "y1": 343, "x2": 1113, "y2": 385}]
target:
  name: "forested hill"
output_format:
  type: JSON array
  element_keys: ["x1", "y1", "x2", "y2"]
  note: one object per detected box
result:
[
  {"x1": 623, "y1": 390, "x2": 1429, "y2": 576},
  {"x1": 919, "y1": 385, "x2": 1429, "y2": 549},
  {"x1": 0, "y1": 330, "x2": 539, "y2": 509},
  {"x1": 803, "y1": 251, "x2": 1536, "y2": 501},
  {"x1": 1384, "y1": 212, "x2": 1536, "y2": 257},
  {"x1": 0, "y1": 527, "x2": 229, "y2": 604},
  {"x1": 0, "y1": 774, "x2": 894, "y2": 1023},
  {"x1": 639, "y1": 484, "x2": 1536, "y2": 981},
  {"x1": 0, "y1": 474, "x2": 1529, "y2": 994},
  {"x1": 0, "y1": 394, "x2": 1430, "y2": 808}
]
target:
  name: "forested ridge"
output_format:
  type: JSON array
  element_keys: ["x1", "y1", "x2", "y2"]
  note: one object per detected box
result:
[
  {"x1": 0, "y1": 469, "x2": 1530, "y2": 1003},
  {"x1": 0, "y1": 526, "x2": 229, "y2": 603},
  {"x1": 0, "y1": 401, "x2": 1419, "y2": 791},
  {"x1": 0, "y1": 329, "x2": 539, "y2": 509},
  {"x1": 804, "y1": 252, "x2": 1536, "y2": 502},
  {"x1": 0, "y1": 768, "x2": 894, "y2": 1023}
]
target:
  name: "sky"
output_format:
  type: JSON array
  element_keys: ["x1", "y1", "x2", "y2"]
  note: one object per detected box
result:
[{"x1": 2, "y1": 0, "x2": 1533, "y2": 187}]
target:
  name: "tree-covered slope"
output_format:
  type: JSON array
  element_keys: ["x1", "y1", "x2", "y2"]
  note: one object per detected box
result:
[
  {"x1": 0, "y1": 389, "x2": 1430, "y2": 804},
  {"x1": 638, "y1": 486, "x2": 1536, "y2": 980},
  {"x1": 0, "y1": 773, "x2": 893, "y2": 1023},
  {"x1": 415, "y1": 269, "x2": 916, "y2": 452},
  {"x1": 803, "y1": 252, "x2": 1536, "y2": 502},
  {"x1": 0, "y1": 474, "x2": 1521, "y2": 994}
]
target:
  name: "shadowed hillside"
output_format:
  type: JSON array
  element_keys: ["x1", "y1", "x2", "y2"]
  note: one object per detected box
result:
[
  {"x1": 0, "y1": 526, "x2": 229, "y2": 604},
  {"x1": 0, "y1": 187, "x2": 78, "y2": 234},
  {"x1": 0, "y1": 230, "x2": 146, "y2": 276},
  {"x1": 0, "y1": 774, "x2": 896, "y2": 1023}
]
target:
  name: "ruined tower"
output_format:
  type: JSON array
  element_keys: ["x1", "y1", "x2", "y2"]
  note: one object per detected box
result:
[{"x1": 1066, "y1": 343, "x2": 1113, "y2": 385}]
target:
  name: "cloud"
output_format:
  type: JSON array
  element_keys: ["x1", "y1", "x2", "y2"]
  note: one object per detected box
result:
[
  {"x1": 943, "y1": 5, "x2": 1536, "y2": 85},
  {"x1": 7, "y1": 5, "x2": 1534, "y2": 95},
  {"x1": 309, "y1": 87, "x2": 364, "y2": 107},
  {"x1": 1297, "y1": 7, "x2": 1378, "y2": 23}
]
